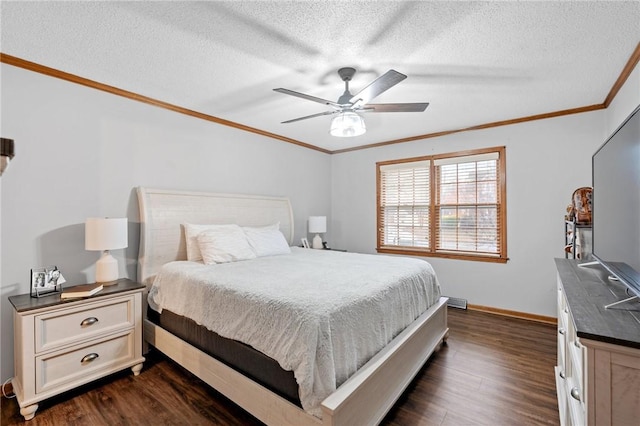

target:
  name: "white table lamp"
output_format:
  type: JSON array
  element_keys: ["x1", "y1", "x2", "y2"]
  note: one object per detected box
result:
[
  {"x1": 308, "y1": 216, "x2": 327, "y2": 249},
  {"x1": 85, "y1": 217, "x2": 128, "y2": 284}
]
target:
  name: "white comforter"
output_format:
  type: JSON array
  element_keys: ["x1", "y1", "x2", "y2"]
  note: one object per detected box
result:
[{"x1": 148, "y1": 247, "x2": 441, "y2": 418}]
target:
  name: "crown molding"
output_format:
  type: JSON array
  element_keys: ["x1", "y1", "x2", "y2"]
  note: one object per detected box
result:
[
  {"x1": 331, "y1": 104, "x2": 605, "y2": 154},
  {"x1": 3, "y1": 42, "x2": 639, "y2": 155},
  {"x1": 0, "y1": 53, "x2": 330, "y2": 155},
  {"x1": 604, "y1": 41, "x2": 640, "y2": 108}
]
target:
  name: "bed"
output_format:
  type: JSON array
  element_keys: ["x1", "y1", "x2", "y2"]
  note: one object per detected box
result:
[{"x1": 137, "y1": 187, "x2": 449, "y2": 426}]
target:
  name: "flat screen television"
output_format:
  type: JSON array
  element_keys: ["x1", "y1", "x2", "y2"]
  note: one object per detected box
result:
[{"x1": 592, "y1": 104, "x2": 640, "y2": 301}]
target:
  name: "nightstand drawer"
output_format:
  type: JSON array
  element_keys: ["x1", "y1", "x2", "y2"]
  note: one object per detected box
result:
[
  {"x1": 36, "y1": 330, "x2": 135, "y2": 394},
  {"x1": 35, "y1": 295, "x2": 135, "y2": 353}
]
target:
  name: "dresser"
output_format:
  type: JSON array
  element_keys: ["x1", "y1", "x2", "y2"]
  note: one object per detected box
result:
[
  {"x1": 555, "y1": 259, "x2": 640, "y2": 426},
  {"x1": 9, "y1": 279, "x2": 145, "y2": 420}
]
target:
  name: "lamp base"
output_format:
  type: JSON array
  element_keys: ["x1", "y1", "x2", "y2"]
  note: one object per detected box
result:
[
  {"x1": 95, "y1": 251, "x2": 120, "y2": 284},
  {"x1": 312, "y1": 234, "x2": 323, "y2": 249}
]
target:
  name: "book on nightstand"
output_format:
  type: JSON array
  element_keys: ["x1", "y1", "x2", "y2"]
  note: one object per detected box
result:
[{"x1": 60, "y1": 283, "x2": 103, "y2": 299}]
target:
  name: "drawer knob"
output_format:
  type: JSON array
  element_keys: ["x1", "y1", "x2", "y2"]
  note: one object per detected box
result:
[
  {"x1": 80, "y1": 353, "x2": 99, "y2": 364},
  {"x1": 80, "y1": 317, "x2": 99, "y2": 327},
  {"x1": 558, "y1": 328, "x2": 566, "y2": 335},
  {"x1": 559, "y1": 371, "x2": 566, "y2": 379},
  {"x1": 570, "y1": 387, "x2": 581, "y2": 402}
]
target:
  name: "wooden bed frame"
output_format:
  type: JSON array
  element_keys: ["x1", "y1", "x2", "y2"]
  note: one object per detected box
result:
[{"x1": 137, "y1": 187, "x2": 449, "y2": 426}]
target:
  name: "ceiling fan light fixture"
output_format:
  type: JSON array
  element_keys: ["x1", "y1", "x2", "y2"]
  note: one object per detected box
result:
[{"x1": 330, "y1": 111, "x2": 366, "y2": 137}]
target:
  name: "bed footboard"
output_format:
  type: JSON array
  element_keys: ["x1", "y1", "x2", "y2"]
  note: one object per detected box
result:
[
  {"x1": 144, "y1": 296, "x2": 448, "y2": 426},
  {"x1": 321, "y1": 296, "x2": 448, "y2": 425}
]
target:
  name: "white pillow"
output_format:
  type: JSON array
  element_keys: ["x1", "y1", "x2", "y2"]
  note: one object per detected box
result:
[
  {"x1": 184, "y1": 223, "x2": 237, "y2": 262},
  {"x1": 243, "y1": 223, "x2": 291, "y2": 257},
  {"x1": 197, "y1": 225, "x2": 257, "y2": 264}
]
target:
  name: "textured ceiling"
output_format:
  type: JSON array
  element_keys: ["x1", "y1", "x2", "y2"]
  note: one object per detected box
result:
[{"x1": 2, "y1": 1, "x2": 639, "y2": 152}]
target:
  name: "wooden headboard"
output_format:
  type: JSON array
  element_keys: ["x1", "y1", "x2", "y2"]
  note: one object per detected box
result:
[{"x1": 136, "y1": 187, "x2": 294, "y2": 286}]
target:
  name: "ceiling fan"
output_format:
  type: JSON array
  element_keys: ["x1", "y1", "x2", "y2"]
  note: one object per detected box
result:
[{"x1": 273, "y1": 67, "x2": 429, "y2": 137}]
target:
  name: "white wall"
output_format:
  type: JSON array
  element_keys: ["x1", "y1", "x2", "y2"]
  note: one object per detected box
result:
[
  {"x1": 330, "y1": 113, "x2": 605, "y2": 318},
  {"x1": 0, "y1": 64, "x2": 332, "y2": 381}
]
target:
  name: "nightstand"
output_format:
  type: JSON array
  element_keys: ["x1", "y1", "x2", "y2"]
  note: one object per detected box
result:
[{"x1": 9, "y1": 278, "x2": 145, "y2": 420}]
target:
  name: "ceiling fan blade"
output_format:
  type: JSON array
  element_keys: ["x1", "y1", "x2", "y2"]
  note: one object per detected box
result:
[
  {"x1": 349, "y1": 69, "x2": 407, "y2": 106},
  {"x1": 361, "y1": 103, "x2": 430, "y2": 113},
  {"x1": 281, "y1": 110, "x2": 337, "y2": 124},
  {"x1": 273, "y1": 88, "x2": 341, "y2": 108}
]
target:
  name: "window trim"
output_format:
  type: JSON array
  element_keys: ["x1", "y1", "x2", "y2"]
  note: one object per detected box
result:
[{"x1": 376, "y1": 146, "x2": 508, "y2": 263}]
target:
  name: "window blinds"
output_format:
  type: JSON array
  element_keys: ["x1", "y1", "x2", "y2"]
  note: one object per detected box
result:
[
  {"x1": 435, "y1": 154, "x2": 501, "y2": 256},
  {"x1": 379, "y1": 160, "x2": 431, "y2": 250},
  {"x1": 377, "y1": 147, "x2": 505, "y2": 261}
]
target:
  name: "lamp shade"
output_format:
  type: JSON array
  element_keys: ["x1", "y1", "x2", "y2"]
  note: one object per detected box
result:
[
  {"x1": 85, "y1": 218, "x2": 128, "y2": 251},
  {"x1": 330, "y1": 111, "x2": 366, "y2": 137},
  {"x1": 308, "y1": 216, "x2": 327, "y2": 234},
  {"x1": 1, "y1": 138, "x2": 15, "y2": 159},
  {"x1": 1, "y1": 138, "x2": 15, "y2": 176}
]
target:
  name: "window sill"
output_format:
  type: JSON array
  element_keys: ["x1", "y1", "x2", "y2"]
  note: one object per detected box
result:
[{"x1": 376, "y1": 247, "x2": 509, "y2": 263}]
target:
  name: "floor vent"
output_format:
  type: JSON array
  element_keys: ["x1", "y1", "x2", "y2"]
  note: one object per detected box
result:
[{"x1": 446, "y1": 297, "x2": 468, "y2": 310}]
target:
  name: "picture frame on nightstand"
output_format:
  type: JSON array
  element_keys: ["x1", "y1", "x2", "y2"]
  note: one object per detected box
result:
[{"x1": 30, "y1": 266, "x2": 65, "y2": 298}]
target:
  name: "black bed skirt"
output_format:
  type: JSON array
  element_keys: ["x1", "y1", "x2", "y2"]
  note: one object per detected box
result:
[{"x1": 148, "y1": 307, "x2": 301, "y2": 406}]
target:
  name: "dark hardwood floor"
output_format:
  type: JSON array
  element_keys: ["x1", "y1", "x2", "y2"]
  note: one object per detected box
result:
[{"x1": 1, "y1": 308, "x2": 559, "y2": 425}]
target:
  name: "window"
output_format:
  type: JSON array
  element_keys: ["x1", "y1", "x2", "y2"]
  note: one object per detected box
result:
[{"x1": 377, "y1": 146, "x2": 507, "y2": 263}]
